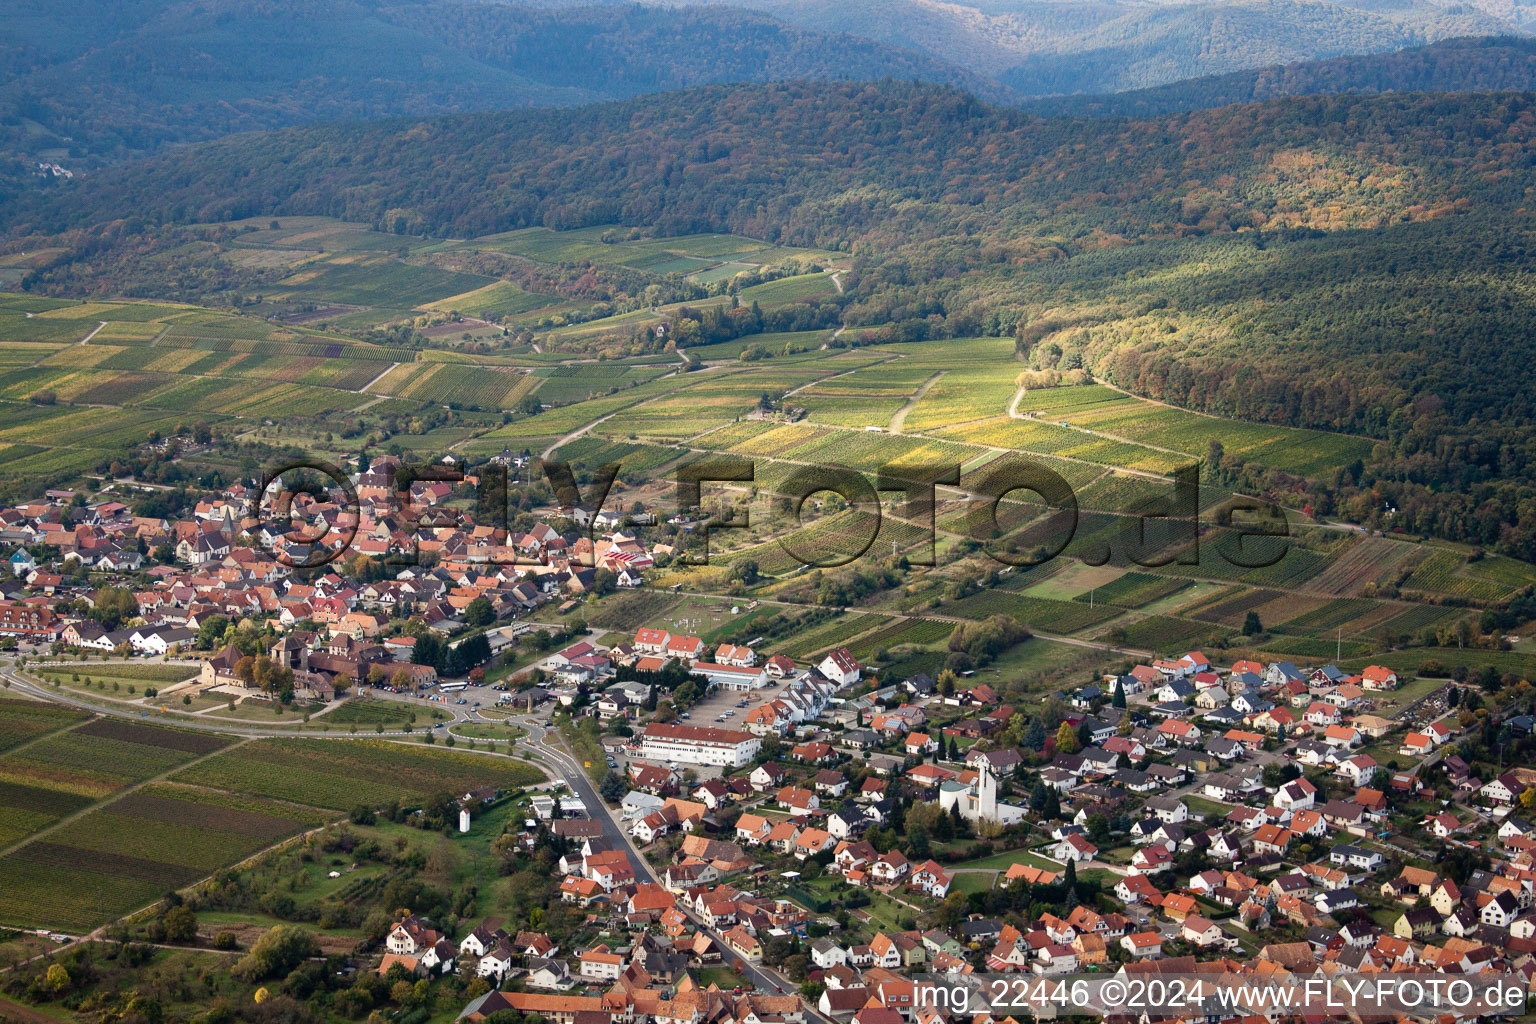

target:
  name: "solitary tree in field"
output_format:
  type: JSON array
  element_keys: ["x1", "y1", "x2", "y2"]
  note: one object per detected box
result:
[
  {"x1": 1243, "y1": 611, "x2": 1263, "y2": 636},
  {"x1": 162, "y1": 905, "x2": 197, "y2": 942}
]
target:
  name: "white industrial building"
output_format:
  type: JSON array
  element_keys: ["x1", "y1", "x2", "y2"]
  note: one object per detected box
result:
[{"x1": 641, "y1": 722, "x2": 761, "y2": 767}]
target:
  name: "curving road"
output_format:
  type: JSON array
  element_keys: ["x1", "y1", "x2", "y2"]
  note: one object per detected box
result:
[
  {"x1": 525, "y1": 726, "x2": 822, "y2": 1012},
  {"x1": 2, "y1": 661, "x2": 824, "y2": 1014},
  {"x1": 0, "y1": 666, "x2": 454, "y2": 740}
]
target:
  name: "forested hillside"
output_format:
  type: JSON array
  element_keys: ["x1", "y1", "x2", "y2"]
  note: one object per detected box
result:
[
  {"x1": 8, "y1": 81, "x2": 1536, "y2": 557},
  {"x1": 18, "y1": 81, "x2": 1532, "y2": 249},
  {"x1": 0, "y1": 0, "x2": 996, "y2": 188},
  {"x1": 1024, "y1": 35, "x2": 1536, "y2": 115}
]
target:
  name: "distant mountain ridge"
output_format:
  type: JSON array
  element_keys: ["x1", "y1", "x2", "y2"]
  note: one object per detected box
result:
[
  {"x1": 651, "y1": 0, "x2": 1524, "y2": 91},
  {"x1": 1020, "y1": 34, "x2": 1536, "y2": 115},
  {"x1": 3, "y1": 0, "x2": 1534, "y2": 196},
  {"x1": 997, "y1": 0, "x2": 1517, "y2": 93}
]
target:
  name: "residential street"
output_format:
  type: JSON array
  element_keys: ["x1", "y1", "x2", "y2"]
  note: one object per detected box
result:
[
  {"x1": 2, "y1": 659, "x2": 825, "y2": 1014},
  {"x1": 525, "y1": 725, "x2": 827, "y2": 1016}
]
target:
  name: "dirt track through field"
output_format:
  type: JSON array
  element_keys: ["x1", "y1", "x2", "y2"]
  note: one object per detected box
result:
[{"x1": 887, "y1": 372, "x2": 942, "y2": 433}]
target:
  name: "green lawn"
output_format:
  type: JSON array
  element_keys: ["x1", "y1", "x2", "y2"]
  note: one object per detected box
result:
[
  {"x1": 170, "y1": 693, "x2": 235, "y2": 711},
  {"x1": 952, "y1": 846, "x2": 1062, "y2": 872},
  {"x1": 193, "y1": 700, "x2": 324, "y2": 723},
  {"x1": 696, "y1": 966, "x2": 747, "y2": 989},
  {"x1": 1360, "y1": 740, "x2": 1419, "y2": 769},
  {"x1": 450, "y1": 722, "x2": 523, "y2": 742},
  {"x1": 950, "y1": 870, "x2": 997, "y2": 896},
  {"x1": 1369, "y1": 903, "x2": 1401, "y2": 928},
  {"x1": 37, "y1": 663, "x2": 198, "y2": 683},
  {"x1": 1140, "y1": 582, "x2": 1228, "y2": 616},
  {"x1": 859, "y1": 889, "x2": 917, "y2": 935},
  {"x1": 37, "y1": 669, "x2": 194, "y2": 694},
  {"x1": 1184, "y1": 796, "x2": 1233, "y2": 819},
  {"x1": 1021, "y1": 562, "x2": 1125, "y2": 601}
]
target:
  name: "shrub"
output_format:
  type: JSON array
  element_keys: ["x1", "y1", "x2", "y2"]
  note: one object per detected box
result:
[{"x1": 231, "y1": 926, "x2": 319, "y2": 982}]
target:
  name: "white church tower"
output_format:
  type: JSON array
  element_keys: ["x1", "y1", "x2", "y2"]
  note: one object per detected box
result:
[
  {"x1": 977, "y1": 760, "x2": 998, "y2": 821},
  {"x1": 940, "y1": 757, "x2": 1023, "y2": 824}
]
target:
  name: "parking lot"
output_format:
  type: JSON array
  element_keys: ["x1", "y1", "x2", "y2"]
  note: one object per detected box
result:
[
  {"x1": 599, "y1": 684, "x2": 771, "y2": 781},
  {"x1": 359, "y1": 678, "x2": 525, "y2": 722},
  {"x1": 682, "y1": 684, "x2": 764, "y2": 728}
]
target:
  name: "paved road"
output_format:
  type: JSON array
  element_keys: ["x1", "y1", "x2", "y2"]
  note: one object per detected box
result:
[
  {"x1": 7, "y1": 666, "x2": 817, "y2": 1009},
  {"x1": 0, "y1": 666, "x2": 455, "y2": 739},
  {"x1": 528, "y1": 727, "x2": 820, "y2": 1010}
]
